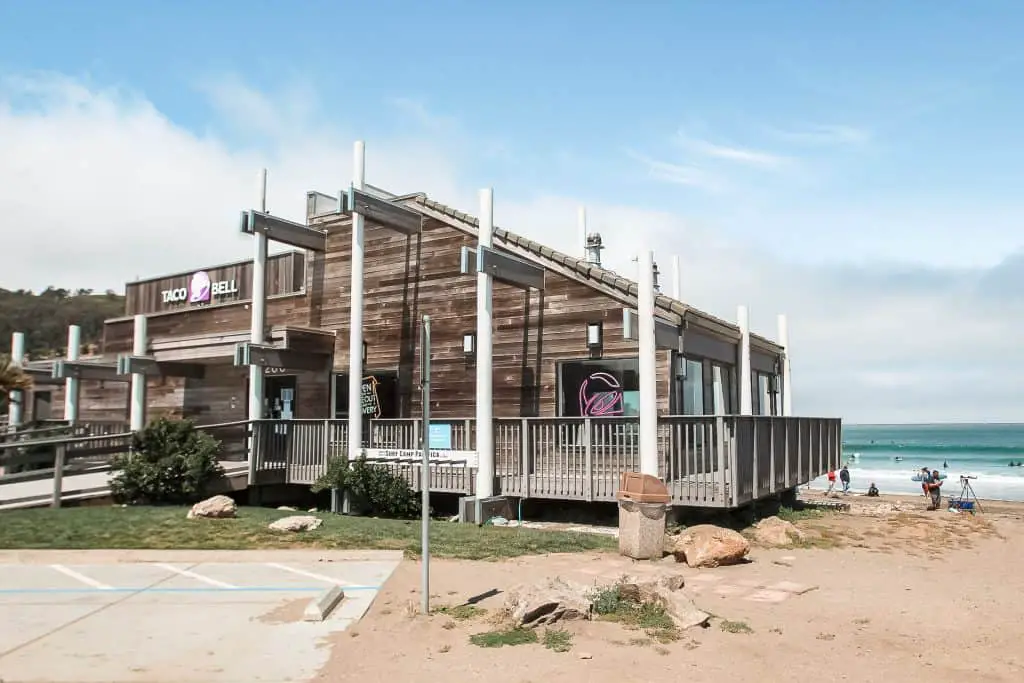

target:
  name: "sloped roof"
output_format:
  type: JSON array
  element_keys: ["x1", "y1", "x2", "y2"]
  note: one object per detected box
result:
[{"x1": 407, "y1": 196, "x2": 782, "y2": 352}]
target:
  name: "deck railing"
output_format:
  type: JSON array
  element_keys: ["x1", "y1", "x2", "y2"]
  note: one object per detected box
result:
[{"x1": 249, "y1": 415, "x2": 842, "y2": 508}]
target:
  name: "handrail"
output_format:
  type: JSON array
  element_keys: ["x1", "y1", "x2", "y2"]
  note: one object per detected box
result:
[{"x1": 0, "y1": 419, "x2": 253, "y2": 454}]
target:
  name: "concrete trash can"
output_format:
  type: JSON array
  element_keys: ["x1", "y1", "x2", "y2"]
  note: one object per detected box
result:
[
  {"x1": 617, "y1": 499, "x2": 669, "y2": 560},
  {"x1": 616, "y1": 472, "x2": 672, "y2": 560}
]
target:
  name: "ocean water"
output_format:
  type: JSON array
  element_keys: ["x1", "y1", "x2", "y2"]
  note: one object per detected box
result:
[{"x1": 808, "y1": 423, "x2": 1024, "y2": 502}]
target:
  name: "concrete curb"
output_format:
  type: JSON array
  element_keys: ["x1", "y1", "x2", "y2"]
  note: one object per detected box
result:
[{"x1": 304, "y1": 585, "x2": 345, "y2": 622}]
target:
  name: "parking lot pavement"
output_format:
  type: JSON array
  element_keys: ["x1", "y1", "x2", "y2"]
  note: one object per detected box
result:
[{"x1": 0, "y1": 551, "x2": 402, "y2": 683}]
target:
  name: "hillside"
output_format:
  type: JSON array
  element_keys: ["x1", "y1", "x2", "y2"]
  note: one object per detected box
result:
[{"x1": 0, "y1": 288, "x2": 125, "y2": 359}]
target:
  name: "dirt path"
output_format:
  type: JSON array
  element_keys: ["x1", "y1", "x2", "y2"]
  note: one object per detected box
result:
[{"x1": 315, "y1": 502, "x2": 1024, "y2": 683}]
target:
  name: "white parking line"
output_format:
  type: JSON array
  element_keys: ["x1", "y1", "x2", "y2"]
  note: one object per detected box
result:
[
  {"x1": 265, "y1": 562, "x2": 350, "y2": 586},
  {"x1": 50, "y1": 564, "x2": 112, "y2": 590},
  {"x1": 155, "y1": 563, "x2": 237, "y2": 589}
]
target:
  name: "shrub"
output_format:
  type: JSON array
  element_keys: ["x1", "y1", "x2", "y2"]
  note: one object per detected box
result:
[
  {"x1": 312, "y1": 452, "x2": 421, "y2": 519},
  {"x1": 110, "y1": 418, "x2": 224, "y2": 505}
]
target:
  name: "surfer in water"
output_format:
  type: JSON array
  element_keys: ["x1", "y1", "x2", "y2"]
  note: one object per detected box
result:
[{"x1": 943, "y1": 460, "x2": 948, "y2": 469}]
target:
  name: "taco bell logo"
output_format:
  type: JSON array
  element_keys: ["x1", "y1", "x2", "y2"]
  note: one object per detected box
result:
[{"x1": 189, "y1": 271, "x2": 212, "y2": 303}]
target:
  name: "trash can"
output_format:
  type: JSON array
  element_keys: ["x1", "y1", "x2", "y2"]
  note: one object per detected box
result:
[{"x1": 616, "y1": 473, "x2": 671, "y2": 560}]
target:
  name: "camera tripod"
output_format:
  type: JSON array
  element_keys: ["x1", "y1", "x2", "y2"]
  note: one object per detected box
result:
[{"x1": 954, "y1": 476, "x2": 983, "y2": 515}]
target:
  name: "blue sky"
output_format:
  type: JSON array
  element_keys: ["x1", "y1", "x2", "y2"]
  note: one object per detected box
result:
[{"x1": 1, "y1": 1, "x2": 1023, "y2": 422}]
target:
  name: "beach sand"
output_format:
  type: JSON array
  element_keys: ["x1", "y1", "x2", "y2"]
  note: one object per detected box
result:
[{"x1": 314, "y1": 493, "x2": 1024, "y2": 683}]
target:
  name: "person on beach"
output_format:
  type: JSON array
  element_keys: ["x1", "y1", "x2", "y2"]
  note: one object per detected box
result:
[
  {"x1": 867, "y1": 482, "x2": 879, "y2": 497},
  {"x1": 926, "y1": 469, "x2": 944, "y2": 510},
  {"x1": 839, "y1": 465, "x2": 851, "y2": 494},
  {"x1": 920, "y1": 467, "x2": 932, "y2": 496},
  {"x1": 826, "y1": 468, "x2": 837, "y2": 495}
]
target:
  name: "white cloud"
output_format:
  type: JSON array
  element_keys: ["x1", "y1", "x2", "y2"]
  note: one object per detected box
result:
[
  {"x1": 674, "y1": 132, "x2": 791, "y2": 168},
  {"x1": 1, "y1": 71, "x2": 1023, "y2": 423},
  {"x1": 768, "y1": 124, "x2": 872, "y2": 146},
  {"x1": 622, "y1": 149, "x2": 724, "y2": 192}
]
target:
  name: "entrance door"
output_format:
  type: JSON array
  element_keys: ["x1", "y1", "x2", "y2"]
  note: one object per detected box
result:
[
  {"x1": 261, "y1": 375, "x2": 298, "y2": 467},
  {"x1": 264, "y1": 375, "x2": 298, "y2": 420}
]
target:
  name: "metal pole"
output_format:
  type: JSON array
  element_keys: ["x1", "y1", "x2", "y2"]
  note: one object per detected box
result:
[
  {"x1": 475, "y1": 188, "x2": 495, "y2": 522},
  {"x1": 671, "y1": 255, "x2": 682, "y2": 300},
  {"x1": 129, "y1": 314, "x2": 148, "y2": 431},
  {"x1": 637, "y1": 249, "x2": 658, "y2": 477},
  {"x1": 420, "y1": 314, "x2": 432, "y2": 615},
  {"x1": 777, "y1": 313, "x2": 793, "y2": 417},
  {"x1": 738, "y1": 305, "x2": 753, "y2": 415},
  {"x1": 248, "y1": 168, "x2": 268, "y2": 486},
  {"x1": 347, "y1": 141, "x2": 367, "y2": 465},
  {"x1": 8, "y1": 332, "x2": 25, "y2": 429},
  {"x1": 64, "y1": 325, "x2": 81, "y2": 423}
]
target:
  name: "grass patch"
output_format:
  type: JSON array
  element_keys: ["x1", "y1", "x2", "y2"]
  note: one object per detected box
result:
[
  {"x1": 591, "y1": 585, "x2": 680, "y2": 643},
  {"x1": 0, "y1": 506, "x2": 616, "y2": 560},
  {"x1": 435, "y1": 604, "x2": 486, "y2": 620},
  {"x1": 542, "y1": 628, "x2": 573, "y2": 653},
  {"x1": 469, "y1": 627, "x2": 539, "y2": 648},
  {"x1": 719, "y1": 619, "x2": 753, "y2": 634}
]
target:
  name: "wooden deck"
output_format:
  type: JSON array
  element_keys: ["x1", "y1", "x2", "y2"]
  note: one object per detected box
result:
[{"x1": 250, "y1": 415, "x2": 840, "y2": 508}]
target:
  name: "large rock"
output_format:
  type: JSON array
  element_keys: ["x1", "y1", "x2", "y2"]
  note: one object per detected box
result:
[
  {"x1": 752, "y1": 516, "x2": 806, "y2": 547},
  {"x1": 269, "y1": 515, "x2": 323, "y2": 532},
  {"x1": 617, "y1": 576, "x2": 709, "y2": 630},
  {"x1": 667, "y1": 524, "x2": 750, "y2": 568},
  {"x1": 187, "y1": 495, "x2": 237, "y2": 519},
  {"x1": 504, "y1": 576, "x2": 593, "y2": 628}
]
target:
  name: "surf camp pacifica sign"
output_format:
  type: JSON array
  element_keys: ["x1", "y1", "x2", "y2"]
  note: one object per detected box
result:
[{"x1": 161, "y1": 271, "x2": 239, "y2": 305}]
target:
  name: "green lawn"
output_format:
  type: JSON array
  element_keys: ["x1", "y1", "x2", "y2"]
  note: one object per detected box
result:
[{"x1": 0, "y1": 506, "x2": 616, "y2": 560}]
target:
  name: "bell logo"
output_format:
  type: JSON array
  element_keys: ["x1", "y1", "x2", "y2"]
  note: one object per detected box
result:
[{"x1": 189, "y1": 271, "x2": 212, "y2": 303}]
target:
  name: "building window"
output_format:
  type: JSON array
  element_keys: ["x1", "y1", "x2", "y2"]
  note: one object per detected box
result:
[
  {"x1": 711, "y1": 364, "x2": 730, "y2": 415},
  {"x1": 558, "y1": 358, "x2": 639, "y2": 417},
  {"x1": 332, "y1": 372, "x2": 400, "y2": 419},
  {"x1": 680, "y1": 357, "x2": 704, "y2": 415}
]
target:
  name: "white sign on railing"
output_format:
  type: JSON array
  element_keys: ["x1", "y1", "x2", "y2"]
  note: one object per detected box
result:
[{"x1": 364, "y1": 447, "x2": 478, "y2": 468}]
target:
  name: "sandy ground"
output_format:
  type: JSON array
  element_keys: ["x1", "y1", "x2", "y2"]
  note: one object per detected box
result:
[{"x1": 315, "y1": 493, "x2": 1024, "y2": 683}]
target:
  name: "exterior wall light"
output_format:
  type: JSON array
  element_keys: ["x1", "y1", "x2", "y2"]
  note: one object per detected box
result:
[
  {"x1": 586, "y1": 321, "x2": 603, "y2": 358},
  {"x1": 463, "y1": 332, "x2": 476, "y2": 361}
]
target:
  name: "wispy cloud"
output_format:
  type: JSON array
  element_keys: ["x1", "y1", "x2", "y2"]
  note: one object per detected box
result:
[
  {"x1": 674, "y1": 132, "x2": 791, "y2": 169},
  {"x1": 388, "y1": 96, "x2": 456, "y2": 132},
  {"x1": 624, "y1": 148, "x2": 723, "y2": 192},
  {"x1": 770, "y1": 124, "x2": 871, "y2": 146}
]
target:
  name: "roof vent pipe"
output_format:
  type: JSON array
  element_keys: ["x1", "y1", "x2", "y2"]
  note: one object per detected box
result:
[{"x1": 585, "y1": 233, "x2": 604, "y2": 266}]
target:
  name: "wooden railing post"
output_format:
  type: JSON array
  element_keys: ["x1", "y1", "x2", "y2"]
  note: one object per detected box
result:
[
  {"x1": 51, "y1": 444, "x2": 66, "y2": 509},
  {"x1": 519, "y1": 418, "x2": 530, "y2": 498},
  {"x1": 584, "y1": 418, "x2": 593, "y2": 502},
  {"x1": 715, "y1": 416, "x2": 727, "y2": 506}
]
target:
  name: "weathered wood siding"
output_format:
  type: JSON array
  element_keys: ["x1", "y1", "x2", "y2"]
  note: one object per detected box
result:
[
  {"x1": 314, "y1": 215, "x2": 674, "y2": 419},
  {"x1": 103, "y1": 292, "x2": 312, "y2": 354},
  {"x1": 123, "y1": 251, "x2": 306, "y2": 316}
]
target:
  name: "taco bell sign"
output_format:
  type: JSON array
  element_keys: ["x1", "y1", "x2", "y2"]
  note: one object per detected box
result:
[{"x1": 161, "y1": 271, "x2": 239, "y2": 305}]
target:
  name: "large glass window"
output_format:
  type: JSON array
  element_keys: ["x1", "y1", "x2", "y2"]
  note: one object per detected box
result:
[
  {"x1": 681, "y1": 358, "x2": 704, "y2": 415},
  {"x1": 332, "y1": 372, "x2": 400, "y2": 419},
  {"x1": 558, "y1": 358, "x2": 639, "y2": 417},
  {"x1": 711, "y1": 365, "x2": 728, "y2": 414}
]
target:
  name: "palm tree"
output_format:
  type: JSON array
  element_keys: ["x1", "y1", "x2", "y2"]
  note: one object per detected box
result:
[{"x1": 0, "y1": 354, "x2": 32, "y2": 400}]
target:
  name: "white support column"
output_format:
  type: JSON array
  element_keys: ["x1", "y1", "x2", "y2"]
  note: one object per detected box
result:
[
  {"x1": 248, "y1": 168, "x2": 268, "y2": 423},
  {"x1": 578, "y1": 206, "x2": 587, "y2": 259},
  {"x1": 738, "y1": 305, "x2": 752, "y2": 416},
  {"x1": 671, "y1": 255, "x2": 682, "y2": 300},
  {"x1": 475, "y1": 188, "x2": 495, "y2": 503},
  {"x1": 637, "y1": 248, "x2": 659, "y2": 477},
  {"x1": 347, "y1": 141, "x2": 367, "y2": 461},
  {"x1": 777, "y1": 313, "x2": 793, "y2": 417},
  {"x1": 64, "y1": 325, "x2": 81, "y2": 423},
  {"x1": 129, "y1": 314, "x2": 148, "y2": 431},
  {"x1": 8, "y1": 332, "x2": 25, "y2": 429}
]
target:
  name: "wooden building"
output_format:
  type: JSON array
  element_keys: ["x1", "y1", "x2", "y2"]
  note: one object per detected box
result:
[{"x1": 24, "y1": 187, "x2": 786, "y2": 430}]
